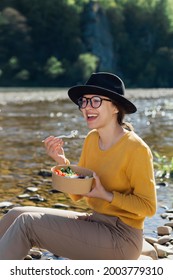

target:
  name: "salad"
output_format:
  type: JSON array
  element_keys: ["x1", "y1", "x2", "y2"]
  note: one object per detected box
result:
[{"x1": 54, "y1": 166, "x2": 91, "y2": 179}]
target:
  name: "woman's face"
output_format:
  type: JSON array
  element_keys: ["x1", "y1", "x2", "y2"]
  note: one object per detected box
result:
[{"x1": 80, "y1": 94, "x2": 119, "y2": 130}]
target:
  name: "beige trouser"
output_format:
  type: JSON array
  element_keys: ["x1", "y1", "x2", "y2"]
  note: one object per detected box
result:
[{"x1": 0, "y1": 206, "x2": 143, "y2": 260}]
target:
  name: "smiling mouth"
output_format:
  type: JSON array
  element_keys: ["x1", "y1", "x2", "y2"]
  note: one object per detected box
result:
[{"x1": 87, "y1": 114, "x2": 98, "y2": 120}]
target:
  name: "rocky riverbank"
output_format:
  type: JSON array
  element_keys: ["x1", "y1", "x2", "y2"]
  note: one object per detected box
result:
[{"x1": 0, "y1": 169, "x2": 173, "y2": 260}]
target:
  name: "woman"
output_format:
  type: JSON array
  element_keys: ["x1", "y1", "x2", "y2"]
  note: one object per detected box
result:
[{"x1": 0, "y1": 72, "x2": 156, "y2": 260}]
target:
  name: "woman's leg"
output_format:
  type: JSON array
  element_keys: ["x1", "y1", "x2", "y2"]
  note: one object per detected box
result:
[
  {"x1": 0, "y1": 209, "x2": 142, "y2": 260},
  {"x1": 0, "y1": 206, "x2": 85, "y2": 239},
  {"x1": 0, "y1": 210, "x2": 116, "y2": 260}
]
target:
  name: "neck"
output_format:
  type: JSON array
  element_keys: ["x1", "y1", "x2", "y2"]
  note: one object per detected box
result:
[{"x1": 98, "y1": 125, "x2": 126, "y2": 150}]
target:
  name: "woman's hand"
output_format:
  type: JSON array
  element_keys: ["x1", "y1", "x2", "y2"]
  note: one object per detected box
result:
[
  {"x1": 84, "y1": 173, "x2": 113, "y2": 202},
  {"x1": 43, "y1": 136, "x2": 66, "y2": 164}
]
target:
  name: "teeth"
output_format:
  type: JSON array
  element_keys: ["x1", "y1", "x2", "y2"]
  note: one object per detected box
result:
[{"x1": 88, "y1": 114, "x2": 97, "y2": 117}]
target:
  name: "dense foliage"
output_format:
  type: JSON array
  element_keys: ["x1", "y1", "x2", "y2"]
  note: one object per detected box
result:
[{"x1": 0, "y1": 0, "x2": 173, "y2": 87}]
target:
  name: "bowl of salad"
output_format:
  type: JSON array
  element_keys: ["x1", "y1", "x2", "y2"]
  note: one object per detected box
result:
[{"x1": 51, "y1": 165, "x2": 94, "y2": 194}]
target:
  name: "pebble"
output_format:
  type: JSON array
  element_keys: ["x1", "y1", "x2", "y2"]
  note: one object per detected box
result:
[
  {"x1": 26, "y1": 187, "x2": 39, "y2": 192},
  {"x1": 29, "y1": 249, "x2": 43, "y2": 259},
  {"x1": 49, "y1": 189, "x2": 61, "y2": 194},
  {"x1": 153, "y1": 243, "x2": 173, "y2": 258},
  {"x1": 0, "y1": 201, "x2": 14, "y2": 208},
  {"x1": 166, "y1": 208, "x2": 173, "y2": 213},
  {"x1": 29, "y1": 194, "x2": 46, "y2": 202},
  {"x1": 168, "y1": 214, "x2": 173, "y2": 220},
  {"x1": 158, "y1": 235, "x2": 172, "y2": 245},
  {"x1": 38, "y1": 169, "x2": 52, "y2": 177},
  {"x1": 165, "y1": 222, "x2": 173, "y2": 227},
  {"x1": 53, "y1": 203, "x2": 69, "y2": 209},
  {"x1": 157, "y1": 226, "x2": 172, "y2": 236},
  {"x1": 24, "y1": 255, "x2": 33, "y2": 260},
  {"x1": 17, "y1": 194, "x2": 30, "y2": 199}
]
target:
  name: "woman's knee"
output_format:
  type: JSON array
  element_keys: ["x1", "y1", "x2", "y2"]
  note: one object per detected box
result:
[
  {"x1": 6, "y1": 207, "x2": 26, "y2": 220},
  {"x1": 0, "y1": 207, "x2": 26, "y2": 238}
]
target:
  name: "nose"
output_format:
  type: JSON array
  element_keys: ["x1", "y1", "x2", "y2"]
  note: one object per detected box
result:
[{"x1": 85, "y1": 99, "x2": 93, "y2": 109}]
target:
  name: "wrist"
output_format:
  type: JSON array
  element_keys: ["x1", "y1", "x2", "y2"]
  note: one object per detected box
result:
[{"x1": 106, "y1": 191, "x2": 113, "y2": 203}]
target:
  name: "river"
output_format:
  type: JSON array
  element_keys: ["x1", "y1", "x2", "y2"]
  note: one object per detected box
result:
[{"x1": 0, "y1": 87, "x2": 173, "y2": 237}]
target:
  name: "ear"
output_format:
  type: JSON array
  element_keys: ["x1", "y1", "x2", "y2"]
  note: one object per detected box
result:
[{"x1": 112, "y1": 104, "x2": 119, "y2": 114}]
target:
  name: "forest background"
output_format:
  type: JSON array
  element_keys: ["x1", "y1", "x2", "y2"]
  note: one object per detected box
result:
[{"x1": 0, "y1": 0, "x2": 173, "y2": 88}]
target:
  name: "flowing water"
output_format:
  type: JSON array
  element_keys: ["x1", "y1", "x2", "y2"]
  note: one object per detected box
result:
[{"x1": 0, "y1": 88, "x2": 173, "y2": 237}]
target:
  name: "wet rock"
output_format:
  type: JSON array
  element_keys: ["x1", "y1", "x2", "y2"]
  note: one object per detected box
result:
[
  {"x1": 38, "y1": 169, "x2": 52, "y2": 177},
  {"x1": 17, "y1": 193, "x2": 30, "y2": 199},
  {"x1": 157, "y1": 226, "x2": 172, "y2": 236},
  {"x1": 156, "y1": 182, "x2": 168, "y2": 187},
  {"x1": 29, "y1": 249, "x2": 42, "y2": 259},
  {"x1": 29, "y1": 194, "x2": 46, "y2": 202},
  {"x1": 26, "y1": 187, "x2": 39, "y2": 192},
  {"x1": 0, "y1": 201, "x2": 14, "y2": 208},
  {"x1": 53, "y1": 203, "x2": 69, "y2": 209},
  {"x1": 158, "y1": 235, "x2": 172, "y2": 245},
  {"x1": 166, "y1": 208, "x2": 173, "y2": 213},
  {"x1": 168, "y1": 214, "x2": 173, "y2": 220},
  {"x1": 141, "y1": 239, "x2": 158, "y2": 260},
  {"x1": 160, "y1": 213, "x2": 169, "y2": 219},
  {"x1": 154, "y1": 243, "x2": 173, "y2": 258},
  {"x1": 164, "y1": 222, "x2": 173, "y2": 228},
  {"x1": 32, "y1": 180, "x2": 42, "y2": 186},
  {"x1": 24, "y1": 255, "x2": 33, "y2": 260},
  {"x1": 49, "y1": 189, "x2": 61, "y2": 194},
  {"x1": 145, "y1": 236, "x2": 158, "y2": 244}
]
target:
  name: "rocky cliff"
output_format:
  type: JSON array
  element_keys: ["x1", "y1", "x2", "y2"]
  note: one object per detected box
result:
[{"x1": 81, "y1": 0, "x2": 116, "y2": 72}]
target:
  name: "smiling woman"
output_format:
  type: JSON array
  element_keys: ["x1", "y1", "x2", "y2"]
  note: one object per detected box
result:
[{"x1": 0, "y1": 72, "x2": 156, "y2": 260}]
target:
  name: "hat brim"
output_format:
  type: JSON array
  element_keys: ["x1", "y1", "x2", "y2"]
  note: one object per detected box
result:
[{"x1": 68, "y1": 85, "x2": 137, "y2": 114}]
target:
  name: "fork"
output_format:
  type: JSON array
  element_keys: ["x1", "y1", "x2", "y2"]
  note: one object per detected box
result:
[{"x1": 42, "y1": 130, "x2": 78, "y2": 142}]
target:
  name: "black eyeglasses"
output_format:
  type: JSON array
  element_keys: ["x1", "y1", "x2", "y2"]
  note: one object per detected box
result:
[{"x1": 77, "y1": 96, "x2": 112, "y2": 109}]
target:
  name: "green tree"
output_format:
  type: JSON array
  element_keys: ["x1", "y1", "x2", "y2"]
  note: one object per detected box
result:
[
  {"x1": 68, "y1": 52, "x2": 99, "y2": 83},
  {"x1": 0, "y1": 7, "x2": 32, "y2": 85},
  {"x1": 44, "y1": 56, "x2": 65, "y2": 79}
]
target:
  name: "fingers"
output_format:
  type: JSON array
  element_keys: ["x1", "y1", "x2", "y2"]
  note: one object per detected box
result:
[
  {"x1": 43, "y1": 136, "x2": 64, "y2": 157},
  {"x1": 44, "y1": 136, "x2": 63, "y2": 149}
]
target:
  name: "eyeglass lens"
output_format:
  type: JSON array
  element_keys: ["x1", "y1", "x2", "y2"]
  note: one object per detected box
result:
[
  {"x1": 78, "y1": 96, "x2": 102, "y2": 109},
  {"x1": 78, "y1": 96, "x2": 112, "y2": 109}
]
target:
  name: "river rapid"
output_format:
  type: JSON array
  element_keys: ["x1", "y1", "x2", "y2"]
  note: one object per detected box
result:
[{"x1": 0, "y1": 88, "x2": 173, "y2": 237}]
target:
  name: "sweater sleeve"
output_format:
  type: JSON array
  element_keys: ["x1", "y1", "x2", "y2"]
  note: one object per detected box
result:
[{"x1": 110, "y1": 146, "x2": 157, "y2": 217}]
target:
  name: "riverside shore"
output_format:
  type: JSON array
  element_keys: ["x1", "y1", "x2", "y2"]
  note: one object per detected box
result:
[
  {"x1": 1, "y1": 90, "x2": 173, "y2": 260},
  {"x1": 0, "y1": 168, "x2": 173, "y2": 260}
]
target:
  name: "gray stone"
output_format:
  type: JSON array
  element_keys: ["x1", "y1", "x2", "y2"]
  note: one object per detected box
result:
[
  {"x1": 158, "y1": 235, "x2": 172, "y2": 245},
  {"x1": 29, "y1": 249, "x2": 43, "y2": 259},
  {"x1": 144, "y1": 236, "x2": 158, "y2": 244},
  {"x1": 164, "y1": 222, "x2": 173, "y2": 228},
  {"x1": 26, "y1": 187, "x2": 39, "y2": 192},
  {"x1": 157, "y1": 226, "x2": 172, "y2": 236},
  {"x1": 17, "y1": 193, "x2": 30, "y2": 199},
  {"x1": 0, "y1": 201, "x2": 13, "y2": 208},
  {"x1": 154, "y1": 243, "x2": 173, "y2": 258},
  {"x1": 141, "y1": 239, "x2": 158, "y2": 260}
]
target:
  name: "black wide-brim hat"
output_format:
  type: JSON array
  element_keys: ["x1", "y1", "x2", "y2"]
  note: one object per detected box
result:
[{"x1": 68, "y1": 72, "x2": 137, "y2": 114}]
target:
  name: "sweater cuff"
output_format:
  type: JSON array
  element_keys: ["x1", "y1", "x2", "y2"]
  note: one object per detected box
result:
[{"x1": 110, "y1": 191, "x2": 123, "y2": 208}]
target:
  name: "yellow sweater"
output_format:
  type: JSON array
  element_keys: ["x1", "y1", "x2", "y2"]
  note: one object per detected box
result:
[{"x1": 70, "y1": 129, "x2": 157, "y2": 229}]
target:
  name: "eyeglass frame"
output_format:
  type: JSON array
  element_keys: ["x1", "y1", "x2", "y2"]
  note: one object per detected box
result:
[{"x1": 77, "y1": 96, "x2": 112, "y2": 109}]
